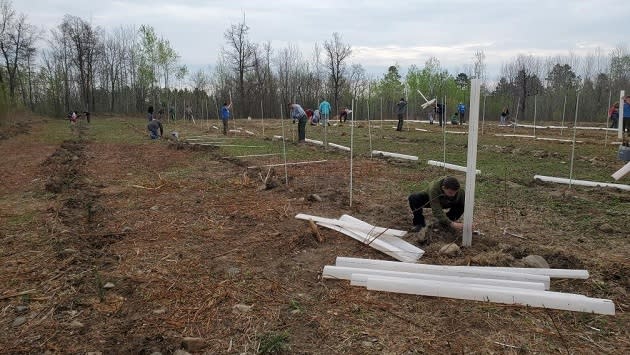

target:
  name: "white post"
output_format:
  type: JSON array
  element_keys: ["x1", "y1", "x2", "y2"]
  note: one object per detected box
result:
[
  {"x1": 280, "y1": 103, "x2": 288, "y2": 185},
  {"x1": 260, "y1": 100, "x2": 265, "y2": 137},
  {"x1": 617, "y1": 90, "x2": 626, "y2": 139},
  {"x1": 350, "y1": 98, "x2": 355, "y2": 207},
  {"x1": 569, "y1": 92, "x2": 580, "y2": 188},
  {"x1": 561, "y1": 95, "x2": 567, "y2": 136},
  {"x1": 462, "y1": 79, "x2": 481, "y2": 247}
]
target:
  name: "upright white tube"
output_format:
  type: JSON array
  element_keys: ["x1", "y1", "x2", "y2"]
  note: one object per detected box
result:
[
  {"x1": 619, "y1": 90, "x2": 625, "y2": 139},
  {"x1": 462, "y1": 79, "x2": 481, "y2": 247},
  {"x1": 350, "y1": 99, "x2": 354, "y2": 207}
]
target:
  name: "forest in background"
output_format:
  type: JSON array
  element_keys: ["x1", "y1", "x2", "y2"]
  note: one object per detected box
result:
[{"x1": 1, "y1": 0, "x2": 629, "y2": 123}]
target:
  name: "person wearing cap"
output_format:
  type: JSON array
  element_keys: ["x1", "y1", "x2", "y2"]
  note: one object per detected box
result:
[
  {"x1": 396, "y1": 97, "x2": 407, "y2": 131},
  {"x1": 407, "y1": 176, "x2": 465, "y2": 234},
  {"x1": 147, "y1": 117, "x2": 163, "y2": 139}
]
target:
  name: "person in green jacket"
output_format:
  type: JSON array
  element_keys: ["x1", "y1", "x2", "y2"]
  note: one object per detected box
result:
[{"x1": 408, "y1": 176, "x2": 465, "y2": 233}]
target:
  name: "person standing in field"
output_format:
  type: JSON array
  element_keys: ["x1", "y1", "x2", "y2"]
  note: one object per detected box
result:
[
  {"x1": 288, "y1": 102, "x2": 308, "y2": 143},
  {"x1": 396, "y1": 98, "x2": 407, "y2": 131},
  {"x1": 221, "y1": 100, "x2": 232, "y2": 135},
  {"x1": 457, "y1": 102, "x2": 466, "y2": 124},
  {"x1": 500, "y1": 106, "x2": 510, "y2": 125},
  {"x1": 319, "y1": 98, "x2": 331, "y2": 126}
]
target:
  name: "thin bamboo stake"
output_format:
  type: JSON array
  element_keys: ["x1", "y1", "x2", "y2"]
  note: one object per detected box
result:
[
  {"x1": 533, "y1": 95, "x2": 537, "y2": 138},
  {"x1": 260, "y1": 100, "x2": 265, "y2": 137},
  {"x1": 481, "y1": 95, "x2": 486, "y2": 136},
  {"x1": 604, "y1": 90, "x2": 611, "y2": 146},
  {"x1": 368, "y1": 83, "x2": 373, "y2": 158},
  {"x1": 569, "y1": 92, "x2": 580, "y2": 188},
  {"x1": 561, "y1": 95, "x2": 567, "y2": 136},
  {"x1": 280, "y1": 103, "x2": 288, "y2": 185}
]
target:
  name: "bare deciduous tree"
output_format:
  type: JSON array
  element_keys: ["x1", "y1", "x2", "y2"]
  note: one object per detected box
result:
[{"x1": 323, "y1": 32, "x2": 352, "y2": 112}]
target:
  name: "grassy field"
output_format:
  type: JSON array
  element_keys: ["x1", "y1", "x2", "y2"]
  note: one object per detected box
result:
[{"x1": 0, "y1": 113, "x2": 628, "y2": 353}]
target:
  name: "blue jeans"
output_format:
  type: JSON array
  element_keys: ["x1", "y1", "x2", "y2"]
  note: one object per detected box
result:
[{"x1": 149, "y1": 129, "x2": 160, "y2": 139}]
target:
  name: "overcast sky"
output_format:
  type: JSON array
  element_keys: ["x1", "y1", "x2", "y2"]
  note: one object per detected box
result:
[{"x1": 15, "y1": 0, "x2": 624, "y2": 80}]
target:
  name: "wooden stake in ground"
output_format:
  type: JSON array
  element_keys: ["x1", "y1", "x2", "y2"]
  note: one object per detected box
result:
[
  {"x1": 569, "y1": 92, "x2": 581, "y2": 188},
  {"x1": 280, "y1": 103, "x2": 288, "y2": 185}
]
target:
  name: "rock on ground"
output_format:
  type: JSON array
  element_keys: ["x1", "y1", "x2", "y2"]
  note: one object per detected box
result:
[
  {"x1": 439, "y1": 243, "x2": 461, "y2": 257},
  {"x1": 522, "y1": 255, "x2": 550, "y2": 268}
]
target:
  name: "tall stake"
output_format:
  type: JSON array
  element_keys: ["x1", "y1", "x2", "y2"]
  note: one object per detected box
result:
[
  {"x1": 443, "y1": 95, "x2": 447, "y2": 166},
  {"x1": 619, "y1": 90, "x2": 625, "y2": 140},
  {"x1": 380, "y1": 96, "x2": 383, "y2": 133},
  {"x1": 462, "y1": 79, "x2": 481, "y2": 247},
  {"x1": 604, "y1": 90, "x2": 612, "y2": 146},
  {"x1": 481, "y1": 95, "x2": 486, "y2": 136},
  {"x1": 229, "y1": 90, "x2": 233, "y2": 132},
  {"x1": 260, "y1": 100, "x2": 265, "y2": 137},
  {"x1": 560, "y1": 95, "x2": 567, "y2": 136},
  {"x1": 349, "y1": 99, "x2": 355, "y2": 207},
  {"x1": 569, "y1": 92, "x2": 580, "y2": 188},
  {"x1": 368, "y1": 82, "x2": 373, "y2": 158},
  {"x1": 280, "y1": 103, "x2": 288, "y2": 185},
  {"x1": 513, "y1": 97, "x2": 520, "y2": 134},
  {"x1": 533, "y1": 95, "x2": 537, "y2": 138}
]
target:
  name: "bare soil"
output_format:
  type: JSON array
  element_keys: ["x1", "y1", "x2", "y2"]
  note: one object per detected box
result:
[{"x1": 0, "y1": 116, "x2": 628, "y2": 354}]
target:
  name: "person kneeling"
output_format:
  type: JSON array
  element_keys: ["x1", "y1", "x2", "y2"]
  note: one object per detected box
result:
[{"x1": 408, "y1": 176, "x2": 465, "y2": 234}]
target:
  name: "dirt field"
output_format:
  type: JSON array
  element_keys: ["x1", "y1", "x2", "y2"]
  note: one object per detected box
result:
[{"x1": 0, "y1": 114, "x2": 628, "y2": 354}]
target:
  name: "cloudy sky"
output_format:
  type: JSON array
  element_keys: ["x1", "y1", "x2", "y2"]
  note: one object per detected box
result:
[{"x1": 15, "y1": 0, "x2": 624, "y2": 80}]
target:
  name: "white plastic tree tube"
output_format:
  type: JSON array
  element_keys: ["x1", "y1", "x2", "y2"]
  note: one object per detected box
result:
[
  {"x1": 612, "y1": 162, "x2": 630, "y2": 180},
  {"x1": 317, "y1": 223, "x2": 422, "y2": 263},
  {"x1": 295, "y1": 214, "x2": 407, "y2": 237},
  {"x1": 372, "y1": 150, "x2": 418, "y2": 161},
  {"x1": 335, "y1": 257, "x2": 550, "y2": 288},
  {"x1": 364, "y1": 276, "x2": 615, "y2": 315},
  {"x1": 328, "y1": 142, "x2": 351, "y2": 152},
  {"x1": 444, "y1": 265, "x2": 588, "y2": 279},
  {"x1": 462, "y1": 78, "x2": 481, "y2": 247},
  {"x1": 427, "y1": 160, "x2": 480, "y2": 174},
  {"x1": 534, "y1": 175, "x2": 630, "y2": 191},
  {"x1": 321, "y1": 266, "x2": 546, "y2": 290},
  {"x1": 305, "y1": 138, "x2": 324, "y2": 145}
]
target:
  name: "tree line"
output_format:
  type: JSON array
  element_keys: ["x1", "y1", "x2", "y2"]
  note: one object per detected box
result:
[{"x1": 1, "y1": 1, "x2": 628, "y2": 124}]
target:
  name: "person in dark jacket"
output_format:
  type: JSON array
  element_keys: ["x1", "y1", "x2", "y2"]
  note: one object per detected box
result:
[
  {"x1": 147, "y1": 117, "x2": 163, "y2": 139},
  {"x1": 396, "y1": 98, "x2": 408, "y2": 131},
  {"x1": 408, "y1": 176, "x2": 465, "y2": 233}
]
